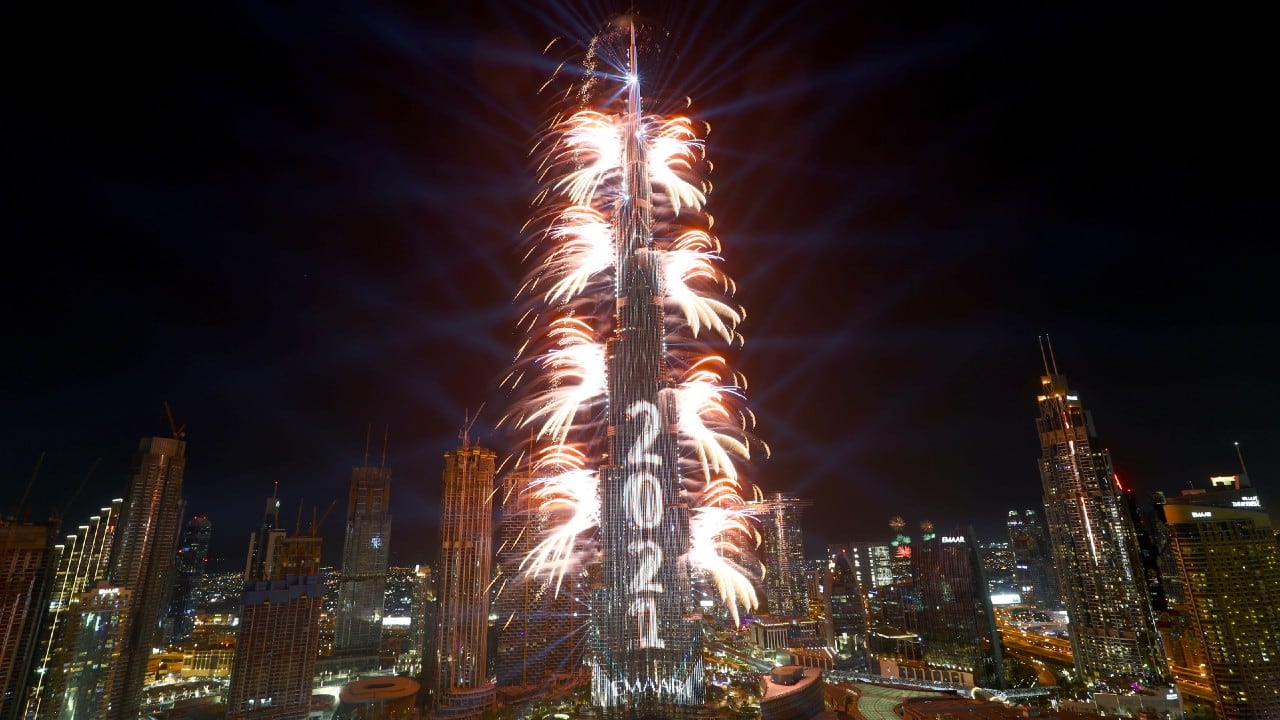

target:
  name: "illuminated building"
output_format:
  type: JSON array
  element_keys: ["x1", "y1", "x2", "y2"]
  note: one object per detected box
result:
[
  {"x1": 25, "y1": 500, "x2": 122, "y2": 720},
  {"x1": 166, "y1": 515, "x2": 211, "y2": 642},
  {"x1": 0, "y1": 520, "x2": 57, "y2": 720},
  {"x1": 227, "y1": 527, "x2": 323, "y2": 720},
  {"x1": 1156, "y1": 476, "x2": 1280, "y2": 718},
  {"x1": 753, "y1": 493, "x2": 811, "y2": 618},
  {"x1": 244, "y1": 486, "x2": 282, "y2": 581},
  {"x1": 823, "y1": 546, "x2": 868, "y2": 666},
  {"x1": 431, "y1": 443, "x2": 495, "y2": 719},
  {"x1": 494, "y1": 470, "x2": 583, "y2": 700},
  {"x1": 1005, "y1": 509, "x2": 1060, "y2": 610},
  {"x1": 58, "y1": 582, "x2": 131, "y2": 720},
  {"x1": 507, "y1": 17, "x2": 760, "y2": 718},
  {"x1": 108, "y1": 435, "x2": 188, "y2": 720},
  {"x1": 335, "y1": 461, "x2": 392, "y2": 668},
  {"x1": 911, "y1": 531, "x2": 1003, "y2": 688},
  {"x1": 1034, "y1": 343, "x2": 1166, "y2": 683}
]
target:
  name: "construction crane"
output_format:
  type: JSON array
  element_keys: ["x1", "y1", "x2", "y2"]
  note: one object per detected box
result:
[
  {"x1": 163, "y1": 401, "x2": 186, "y2": 441},
  {"x1": 310, "y1": 499, "x2": 338, "y2": 537}
]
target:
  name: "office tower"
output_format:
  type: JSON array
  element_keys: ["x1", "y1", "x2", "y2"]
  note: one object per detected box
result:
[
  {"x1": 58, "y1": 583, "x2": 131, "y2": 720},
  {"x1": 823, "y1": 549, "x2": 868, "y2": 666},
  {"x1": 0, "y1": 520, "x2": 58, "y2": 720},
  {"x1": 432, "y1": 443, "x2": 496, "y2": 719},
  {"x1": 911, "y1": 531, "x2": 1003, "y2": 688},
  {"x1": 1156, "y1": 476, "x2": 1280, "y2": 718},
  {"x1": 227, "y1": 528, "x2": 323, "y2": 720},
  {"x1": 1034, "y1": 347, "x2": 1165, "y2": 683},
  {"x1": 753, "y1": 493, "x2": 811, "y2": 618},
  {"x1": 26, "y1": 500, "x2": 123, "y2": 720},
  {"x1": 108, "y1": 435, "x2": 187, "y2": 720},
  {"x1": 1005, "y1": 509, "x2": 1060, "y2": 610},
  {"x1": 166, "y1": 516, "x2": 211, "y2": 642},
  {"x1": 335, "y1": 462, "x2": 392, "y2": 664}
]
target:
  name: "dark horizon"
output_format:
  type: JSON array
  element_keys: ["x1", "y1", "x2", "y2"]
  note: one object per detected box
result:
[{"x1": 4, "y1": 1, "x2": 1275, "y2": 568}]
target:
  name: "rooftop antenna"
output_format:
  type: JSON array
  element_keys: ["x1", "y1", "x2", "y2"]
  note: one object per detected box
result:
[
  {"x1": 363, "y1": 423, "x2": 372, "y2": 467},
  {"x1": 1037, "y1": 336, "x2": 1051, "y2": 376},
  {"x1": 1044, "y1": 334, "x2": 1060, "y2": 374},
  {"x1": 461, "y1": 403, "x2": 485, "y2": 449},
  {"x1": 380, "y1": 425, "x2": 389, "y2": 468}
]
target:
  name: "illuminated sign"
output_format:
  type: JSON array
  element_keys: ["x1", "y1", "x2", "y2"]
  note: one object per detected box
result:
[
  {"x1": 1191, "y1": 511, "x2": 1212, "y2": 518},
  {"x1": 990, "y1": 592, "x2": 1021, "y2": 606},
  {"x1": 625, "y1": 400, "x2": 666, "y2": 649},
  {"x1": 1066, "y1": 395, "x2": 1079, "y2": 401},
  {"x1": 1232, "y1": 495, "x2": 1261, "y2": 508},
  {"x1": 941, "y1": 536, "x2": 965, "y2": 544}
]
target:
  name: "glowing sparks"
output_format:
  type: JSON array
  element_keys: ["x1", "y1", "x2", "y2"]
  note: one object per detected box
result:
[{"x1": 510, "y1": 32, "x2": 761, "y2": 626}]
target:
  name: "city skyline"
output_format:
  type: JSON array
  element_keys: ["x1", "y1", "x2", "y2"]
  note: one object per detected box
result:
[{"x1": 5, "y1": 2, "x2": 1276, "y2": 564}]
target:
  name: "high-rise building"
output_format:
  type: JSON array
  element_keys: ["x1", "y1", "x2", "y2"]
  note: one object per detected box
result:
[
  {"x1": 108, "y1": 435, "x2": 187, "y2": 720},
  {"x1": 1156, "y1": 476, "x2": 1280, "y2": 718},
  {"x1": 26, "y1": 500, "x2": 123, "y2": 720},
  {"x1": 753, "y1": 493, "x2": 811, "y2": 619},
  {"x1": 432, "y1": 443, "x2": 496, "y2": 719},
  {"x1": 1034, "y1": 349, "x2": 1166, "y2": 683},
  {"x1": 335, "y1": 463, "x2": 392, "y2": 665},
  {"x1": 0, "y1": 520, "x2": 58, "y2": 720},
  {"x1": 494, "y1": 468, "x2": 585, "y2": 700},
  {"x1": 244, "y1": 487, "x2": 282, "y2": 582},
  {"x1": 1005, "y1": 509, "x2": 1060, "y2": 610},
  {"x1": 911, "y1": 531, "x2": 1003, "y2": 688},
  {"x1": 58, "y1": 582, "x2": 131, "y2": 720},
  {"x1": 227, "y1": 527, "x2": 323, "y2": 720},
  {"x1": 166, "y1": 516, "x2": 211, "y2": 642}
]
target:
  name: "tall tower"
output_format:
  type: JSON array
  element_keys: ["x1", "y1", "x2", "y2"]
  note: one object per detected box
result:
[
  {"x1": 754, "y1": 493, "x2": 811, "y2": 618},
  {"x1": 432, "y1": 443, "x2": 496, "y2": 719},
  {"x1": 25, "y1": 500, "x2": 123, "y2": 720},
  {"x1": 108, "y1": 435, "x2": 187, "y2": 720},
  {"x1": 166, "y1": 515, "x2": 211, "y2": 642},
  {"x1": 510, "y1": 16, "x2": 759, "y2": 718},
  {"x1": 335, "y1": 459, "x2": 393, "y2": 665},
  {"x1": 1034, "y1": 342, "x2": 1165, "y2": 683},
  {"x1": 58, "y1": 582, "x2": 131, "y2": 720},
  {"x1": 0, "y1": 519, "x2": 58, "y2": 720},
  {"x1": 227, "y1": 526, "x2": 323, "y2": 720},
  {"x1": 1156, "y1": 477, "x2": 1280, "y2": 718}
]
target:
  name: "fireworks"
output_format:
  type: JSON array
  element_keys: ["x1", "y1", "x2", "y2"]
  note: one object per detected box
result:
[{"x1": 503, "y1": 17, "x2": 763, "y2": 678}]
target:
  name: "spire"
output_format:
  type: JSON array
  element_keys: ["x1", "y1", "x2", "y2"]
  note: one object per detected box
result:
[{"x1": 1234, "y1": 441, "x2": 1252, "y2": 487}]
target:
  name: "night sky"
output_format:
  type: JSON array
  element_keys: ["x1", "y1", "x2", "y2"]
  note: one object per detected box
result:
[{"x1": 4, "y1": 2, "x2": 1274, "y2": 569}]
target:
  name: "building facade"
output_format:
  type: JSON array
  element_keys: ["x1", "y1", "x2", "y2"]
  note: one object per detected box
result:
[
  {"x1": 0, "y1": 520, "x2": 58, "y2": 720},
  {"x1": 335, "y1": 465, "x2": 392, "y2": 663},
  {"x1": 1005, "y1": 509, "x2": 1060, "y2": 610},
  {"x1": 754, "y1": 493, "x2": 810, "y2": 619},
  {"x1": 25, "y1": 500, "x2": 123, "y2": 720},
  {"x1": 167, "y1": 515, "x2": 212, "y2": 642},
  {"x1": 432, "y1": 444, "x2": 495, "y2": 719},
  {"x1": 58, "y1": 583, "x2": 132, "y2": 720},
  {"x1": 108, "y1": 435, "x2": 188, "y2": 720},
  {"x1": 911, "y1": 532, "x2": 1003, "y2": 688},
  {"x1": 1034, "y1": 363, "x2": 1165, "y2": 683},
  {"x1": 227, "y1": 533, "x2": 324, "y2": 720},
  {"x1": 1156, "y1": 478, "x2": 1280, "y2": 718}
]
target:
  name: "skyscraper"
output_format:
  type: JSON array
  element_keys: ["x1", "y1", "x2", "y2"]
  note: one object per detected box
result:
[
  {"x1": 227, "y1": 526, "x2": 323, "y2": 720},
  {"x1": 0, "y1": 520, "x2": 58, "y2": 720},
  {"x1": 911, "y1": 531, "x2": 1003, "y2": 688},
  {"x1": 432, "y1": 443, "x2": 495, "y2": 719},
  {"x1": 108, "y1": 435, "x2": 187, "y2": 720},
  {"x1": 509, "y1": 17, "x2": 759, "y2": 718},
  {"x1": 754, "y1": 493, "x2": 811, "y2": 619},
  {"x1": 335, "y1": 462, "x2": 392, "y2": 666},
  {"x1": 1005, "y1": 509, "x2": 1060, "y2": 610},
  {"x1": 1156, "y1": 477, "x2": 1280, "y2": 718},
  {"x1": 166, "y1": 515, "x2": 211, "y2": 642},
  {"x1": 25, "y1": 500, "x2": 123, "y2": 720},
  {"x1": 1034, "y1": 345, "x2": 1165, "y2": 683},
  {"x1": 58, "y1": 582, "x2": 131, "y2": 720}
]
